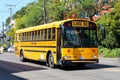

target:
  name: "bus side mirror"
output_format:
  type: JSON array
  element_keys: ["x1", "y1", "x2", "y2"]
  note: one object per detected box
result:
[{"x1": 60, "y1": 25, "x2": 65, "y2": 39}]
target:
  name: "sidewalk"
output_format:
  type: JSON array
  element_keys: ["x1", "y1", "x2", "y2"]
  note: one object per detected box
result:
[{"x1": 99, "y1": 57, "x2": 120, "y2": 66}]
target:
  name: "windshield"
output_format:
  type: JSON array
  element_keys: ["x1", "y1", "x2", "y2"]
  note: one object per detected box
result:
[{"x1": 63, "y1": 27, "x2": 97, "y2": 47}]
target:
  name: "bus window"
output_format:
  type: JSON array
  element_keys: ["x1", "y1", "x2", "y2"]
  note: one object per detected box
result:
[
  {"x1": 38, "y1": 30, "x2": 40, "y2": 40},
  {"x1": 24, "y1": 32, "x2": 26, "y2": 41},
  {"x1": 19, "y1": 34, "x2": 21, "y2": 41},
  {"x1": 22, "y1": 33, "x2": 24, "y2": 41},
  {"x1": 28, "y1": 32, "x2": 30, "y2": 40},
  {"x1": 52, "y1": 28, "x2": 55, "y2": 39},
  {"x1": 30, "y1": 32, "x2": 32, "y2": 40},
  {"x1": 35, "y1": 31, "x2": 37, "y2": 40},
  {"x1": 41, "y1": 30, "x2": 43, "y2": 40},
  {"x1": 26, "y1": 32, "x2": 28, "y2": 40},
  {"x1": 32, "y1": 31, "x2": 34, "y2": 40},
  {"x1": 44, "y1": 29, "x2": 47, "y2": 40},
  {"x1": 48, "y1": 28, "x2": 51, "y2": 40}
]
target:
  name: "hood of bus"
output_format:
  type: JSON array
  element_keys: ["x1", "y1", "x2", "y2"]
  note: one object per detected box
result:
[{"x1": 61, "y1": 48, "x2": 98, "y2": 60}]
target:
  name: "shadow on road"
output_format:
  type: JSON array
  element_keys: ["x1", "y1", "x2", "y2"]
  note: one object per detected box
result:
[
  {"x1": 0, "y1": 60, "x2": 47, "y2": 73},
  {"x1": 0, "y1": 67, "x2": 27, "y2": 80},
  {"x1": 24, "y1": 59, "x2": 120, "y2": 71},
  {"x1": 0, "y1": 60, "x2": 48, "y2": 80},
  {"x1": 59, "y1": 63, "x2": 120, "y2": 71}
]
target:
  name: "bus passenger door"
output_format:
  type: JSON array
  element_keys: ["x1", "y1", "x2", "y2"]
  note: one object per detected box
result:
[{"x1": 57, "y1": 28, "x2": 61, "y2": 62}]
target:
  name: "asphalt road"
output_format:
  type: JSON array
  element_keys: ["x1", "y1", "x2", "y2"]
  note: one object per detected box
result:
[{"x1": 0, "y1": 52, "x2": 120, "y2": 80}]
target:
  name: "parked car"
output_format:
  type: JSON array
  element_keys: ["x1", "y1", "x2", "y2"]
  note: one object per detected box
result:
[
  {"x1": 7, "y1": 46, "x2": 14, "y2": 53},
  {"x1": 3, "y1": 46, "x2": 10, "y2": 52}
]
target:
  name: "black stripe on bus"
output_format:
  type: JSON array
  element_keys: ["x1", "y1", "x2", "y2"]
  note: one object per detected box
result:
[
  {"x1": 21, "y1": 46, "x2": 56, "y2": 48},
  {"x1": 20, "y1": 39, "x2": 56, "y2": 42},
  {"x1": 24, "y1": 50, "x2": 47, "y2": 53}
]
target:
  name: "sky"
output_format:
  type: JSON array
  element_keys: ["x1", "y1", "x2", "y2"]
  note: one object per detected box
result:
[{"x1": 0, "y1": 0, "x2": 37, "y2": 32}]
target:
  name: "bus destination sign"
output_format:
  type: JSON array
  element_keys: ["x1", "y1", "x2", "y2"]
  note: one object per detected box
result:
[{"x1": 72, "y1": 21, "x2": 89, "y2": 27}]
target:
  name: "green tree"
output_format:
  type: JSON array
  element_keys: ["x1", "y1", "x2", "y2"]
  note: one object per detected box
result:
[
  {"x1": 46, "y1": 0, "x2": 97, "y2": 20},
  {"x1": 6, "y1": 28, "x2": 16, "y2": 44},
  {"x1": 15, "y1": 1, "x2": 43, "y2": 29},
  {"x1": 97, "y1": 0, "x2": 120, "y2": 49},
  {"x1": 79, "y1": 0, "x2": 97, "y2": 19},
  {"x1": 45, "y1": 0, "x2": 66, "y2": 22}
]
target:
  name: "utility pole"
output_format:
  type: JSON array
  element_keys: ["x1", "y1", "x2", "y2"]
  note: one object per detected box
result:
[
  {"x1": 6, "y1": 4, "x2": 16, "y2": 23},
  {"x1": 43, "y1": 0, "x2": 46, "y2": 24}
]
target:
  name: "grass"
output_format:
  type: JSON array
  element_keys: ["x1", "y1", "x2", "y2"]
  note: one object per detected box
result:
[{"x1": 98, "y1": 46, "x2": 120, "y2": 58}]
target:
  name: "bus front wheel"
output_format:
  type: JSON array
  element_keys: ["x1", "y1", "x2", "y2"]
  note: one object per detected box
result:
[{"x1": 48, "y1": 53, "x2": 55, "y2": 68}]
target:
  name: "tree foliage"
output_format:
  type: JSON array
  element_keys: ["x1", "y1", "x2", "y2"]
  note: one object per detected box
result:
[
  {"x1": 7, "y1": 0, "x2": 97, "y2": 29},
  {"x1": 97, "y1": 0, "x2": 120, "y2": 49},
  {"x1": 80, "y1": 0, "x2": 96, "y2": 18},
  {"x1": 5, "y1": 0, "x2": 97, "y2": 44},
  {"x1": 15, "y1": 2, "x2": 43, "y2": 29},
  {"x1": 7, "y1": 28, "x2": 16, "y2": 44}
]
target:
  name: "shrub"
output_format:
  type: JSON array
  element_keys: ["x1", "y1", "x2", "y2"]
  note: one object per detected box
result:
[{"x1": 98, "y1": 46, "x2": 120, "y2": 58}]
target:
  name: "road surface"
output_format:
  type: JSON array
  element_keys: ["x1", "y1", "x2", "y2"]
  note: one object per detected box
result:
[{"x1": 0, "y1": 53, "x2": 120, "y2": 80}]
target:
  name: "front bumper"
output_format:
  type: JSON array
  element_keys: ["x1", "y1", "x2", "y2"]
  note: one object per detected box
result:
[{"x1": 58, "y1": 59, "x2": 99, "y2": 66}]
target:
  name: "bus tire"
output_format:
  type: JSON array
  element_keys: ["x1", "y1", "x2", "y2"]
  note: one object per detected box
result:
[
  {"x1": 48, "y1": 53, "x2": 55, "y2": 68},
  {"x1": 20, "y1": 50, "x2": 26, "y2": 62}
]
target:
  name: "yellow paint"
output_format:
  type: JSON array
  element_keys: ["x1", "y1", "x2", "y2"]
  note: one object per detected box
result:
[{"x1": 62, "y1": 48, "x2": 98, "y2": 60}]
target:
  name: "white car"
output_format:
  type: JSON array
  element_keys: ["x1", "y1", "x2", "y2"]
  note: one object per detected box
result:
[{"x1": 7, "y1": 46, "x2": 14, "y2": 53}]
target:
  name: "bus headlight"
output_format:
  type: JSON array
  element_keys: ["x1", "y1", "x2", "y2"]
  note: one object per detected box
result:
[
  {"x1": 92, "y1": 55, "x2": 97, "y2": 59},
  {"x1": 63, "y1": 56, "x2": 71, "y2": 60}
]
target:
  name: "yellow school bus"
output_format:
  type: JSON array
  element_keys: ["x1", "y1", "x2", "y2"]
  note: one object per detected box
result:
[{"x1": 14, "y1": 18, "x2": 98, "y2": 68}]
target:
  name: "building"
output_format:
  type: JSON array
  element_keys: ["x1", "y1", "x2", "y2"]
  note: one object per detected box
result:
[
  {"x1": 92, "y1": 0, "x2": 114, "y2": 21},
  {"x1": 6, "y1": 20, "x2": 15, "y2": 45}
]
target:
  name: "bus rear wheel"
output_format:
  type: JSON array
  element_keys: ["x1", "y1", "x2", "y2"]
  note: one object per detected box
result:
[
  {"x1": 20, "y1": 51, "x2": 26, "y2": 62},
  {"x1": 48, "y1": 53, "x2": 55, "y2": 68}
]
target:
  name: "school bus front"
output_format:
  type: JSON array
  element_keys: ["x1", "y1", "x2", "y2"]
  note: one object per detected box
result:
[{"x1": 58, "y1": 20, "x2": 98, "y2": 66}]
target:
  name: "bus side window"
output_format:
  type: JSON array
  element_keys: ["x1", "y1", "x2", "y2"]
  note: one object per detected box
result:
[
  {"x1": 22, "y1": 33, "x2": 24, "y2": 41},
  {"x1": 38, "y1": 30, "x2": 40, "y2": 40},
  {"x1": 28, "y1": 32, "x2": 30, "y2": 40},
  {"x1": 35, "y1": 31, "x2": 37, "y2": 40},
  {"x1": 41, "y1": 30, "x2": 43, "y2": 40},
  {"x1": 30, "y1": 32, "x2": 31, "y2": 40},
  {"x1": 24, "y1": 32, "x2": 26, "y2": 41},
  {"x1": 32, "y1": 31, "x2": 34, "y2": 40},
  {"x1": 52, "y1": 28, "x2": 56, "y2": 40},
  {"x1": 19, "y1": 34, "x2": 21, "y2": 41},
  {"x1": 24, "y1": 33, "x2": 25, "y2": 41},
  {"x1": 26, "y1": 32, "x2": 28, "y2": 41},
  {"x1": 48, "y1": 28, "x2": 51, "y2": 40},
  {"x1": 44, "y1": 29, "x2": 47, "y2": 40}
]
